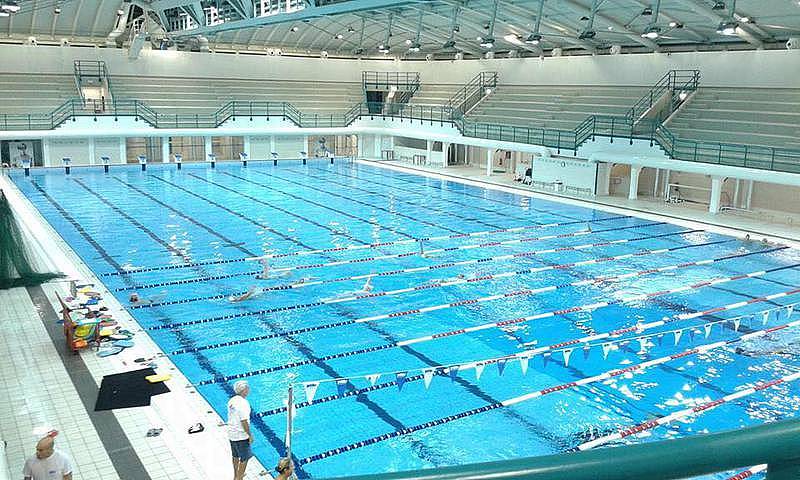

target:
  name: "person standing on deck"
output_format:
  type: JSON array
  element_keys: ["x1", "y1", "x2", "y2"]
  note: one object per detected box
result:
[
  {"x1": 23, "y1": 435, "x2": 73, "y2": 480},
  {"x1": 228, "y1": 380, "x2": 254, "y2": 480}
]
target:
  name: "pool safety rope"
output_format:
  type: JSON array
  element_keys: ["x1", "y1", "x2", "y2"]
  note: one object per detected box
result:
[
  {"x1": 133, "y1": 228, "x2": 700, "y2": 309},
  {"x1": 252, "y1": 297, "x2": 800, "y2": 418},
  {"x1": 103, "y1": 214, "x2": 631, "y2": 277},
  {"x1": 224, "y1": 170, "x2": 469, "y2": 235},
  {"x1": 295, "y1": 318, "x2": 800, "y2": 465},
  {"x1": 116, "y1": 219, "x2": 660, "y2": 291},
  {"x1": 189, "y1": 257, "x2": 796, "y2": 384},
  {"x1": 726, "y1": 465, "x2": 767, "y2": 479},
  {"x1": 576, "y1": 366, "x2": 800, "y2": 451},
  {"x1": 157, "y1": 238, "x2": 734, "y2": 335}
]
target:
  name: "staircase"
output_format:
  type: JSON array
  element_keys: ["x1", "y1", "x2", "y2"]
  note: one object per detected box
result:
[
  {"x1": 362, "y1": 71, "x2": 420, "y2": 115},
  {"x1": 626, "y1": 69, "x2": 700, "y2": 132},
  {"x1": 73, "y1": 60, "x2": 114, "y2": 113},
  {"x1": 447, "y1": 71, "x2": 498, "y2": 118}
]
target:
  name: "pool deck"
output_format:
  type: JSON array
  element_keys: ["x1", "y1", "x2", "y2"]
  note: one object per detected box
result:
[
  {"x1": 1, "y1": 159, "x2": 798, "y2": 480},
  {"x1": 0, "y1": 173, "x2": 269, "y2": 480}
]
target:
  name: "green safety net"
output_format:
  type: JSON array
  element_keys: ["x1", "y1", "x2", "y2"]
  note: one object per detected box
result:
[{"x1": 0, "y1": 189, "x2": 63, "y2": 289}]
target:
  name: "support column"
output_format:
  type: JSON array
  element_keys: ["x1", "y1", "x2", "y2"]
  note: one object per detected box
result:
[
  {"x1": 269, "y1": 135, "x2": 277, "y2": 155},
  {"x1": 243, "y1": 136, "x2": 251, "y2": 159},
  {"x1": 88, "y1": 137, "x2": 96, "y2": 165},
  {"x1": 629, "y1": 165, "x2": 643, "y2": 200},
  {"x1": 442, "y1": 142, "x2": 450, "y2": 168},
  {"x1": 204, "y1": 136, "x2": 213, "y2": 161},
  {"x1": 357, "y1": 135, "x2": 364, "y2": 158},
  {"x1": 119, "y1": 137, "x2": 127, "y2": 164},
  {"x1": 374, "y1": 134, "x2": 382, "y2": 159},
  {"x1": 426, "y1": 140, "x2": 433, "y2": 166},
  {"x1": 709, "y1": 176, "x2": 724, "y2": 214},
  {"x1": 42, "y1": 139, "x2": 52, "y2": 167},
  {"x1": 486, "y1": 149, "x2": 493, "y2": 176},
  {"x1": 303, "y1": 135, "x2": 309, "y2": 157},
  {"x1": 162, "y1": 136, "x2": 171, "y2": 163}
]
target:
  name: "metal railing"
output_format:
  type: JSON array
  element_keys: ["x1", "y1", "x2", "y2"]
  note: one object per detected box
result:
[
  {"x1": 1, "y1": 96, "x2": 798, "y2": 174},
  {"x1": 446, "y1": 71, "x2": 498, "y2": 118},
  {"x1": 362, "y1": 71, "x2": 421, "y2": 92},
  {"x1": 331, "y1": 418, "x2": 800, "y2": 480},
  {"x1": 626, "y1": 69, "x2": 700, "y2": 122}
]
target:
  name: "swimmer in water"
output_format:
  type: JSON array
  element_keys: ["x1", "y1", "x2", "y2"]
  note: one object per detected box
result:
[
  {"x1": 322, "y1": 276, "x2": 375, "y2": 301},
  {"x1": 290, "y1": 276, "x2": 317, "y2": 286},
  {"x1": 229, "y1": 286, "x2": 262, "y2": 303},
  {"x1": 427, "y1": 273, "x2": 466, "y2": 285},
  {"x1": 256, "y1": 257, "x2": 269, "y2": 279},
  {"x1": 360, "y1": 276, "x2": 374, "y2": 293},
  {"x1": 129, "y1": 292, "x2": 165, "y2": 306}
]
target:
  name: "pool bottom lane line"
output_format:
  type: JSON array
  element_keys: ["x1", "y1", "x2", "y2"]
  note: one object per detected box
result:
[
  {"x1": 132, "y1": 228, "x2": 702, "y2": 309},
  {"x1": 252, "y1": 294, "x2": 800, "y2": 419},
  {"x1": 295, "y1": 319, "x2": 800, "y2": 465},
  {"x1": 190, "y1": 260, "x2": 798, "y2": 384},
  {"x1": 158, "y1": 237, "x2": 731, "y2": 334}
]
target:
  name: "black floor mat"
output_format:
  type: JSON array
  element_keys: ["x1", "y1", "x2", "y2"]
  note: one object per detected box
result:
[{"x1": 95, "y1": 368, "x2": 171, "y2": 411}]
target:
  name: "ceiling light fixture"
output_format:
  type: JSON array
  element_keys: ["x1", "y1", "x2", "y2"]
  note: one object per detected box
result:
[
  {"x1": 405, "y1": 38, "x2": 412, "y2": 45},
  {"x1": 54, "y1": 6, "x2": 61, "y2": 14},
  {"x1": 712, "y1": 1, "x2": 726, "y2": 10},
  {"x1": 642, "y1": 25, "x2": 661, "y2": 39},
  {"x1": 479, "y1": 36, "x2": 495, "y2": 47},
  {"x1": 408, "y1": 41, "x2": 421, "y2": 52},
  {"x1": 335, "y1": 33, "x2": 343, "y2": 39},
  {"x1": 578, "y1": 30, "x2": 596, "y2": 39},
  {"x1": 442, "y1": 39, "x2": 456, "y2": 48},
  {"x1": 717, "y1": 20, "x2": 738, "y2": 35},
  {"x1": 641, "y1": 7, "x2": 652, "y2": 15},
  {"x1": 503, "y1": 34, "x2": 523, "y2": 45},
  {"x1": 1, "y1": 1, "x2": 20, "y2": 12},
  {"x1": 116, "y1": 8, "x2": 125, "y2": 15},
  {"x1": 525, "y1": 33, "x2": 542, "y2": 44},
  {"x1": 290, "y1": 25, "x2": 299, "y2": 32},
  {"x1": 739, "y1": 16, "x2": 751, "y2": 23},
  {"x1": 0, "y1": 10, "x2": 8, "y2": 16},
  {"x1": 378, "y1": 44, "x2": 390, "y2": 53}
]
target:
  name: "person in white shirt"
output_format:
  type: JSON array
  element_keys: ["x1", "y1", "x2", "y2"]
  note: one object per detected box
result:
[
  {"x1": 23, "y1": 436, "x2": 73, "y2": 480},
  {"x1": 227, "y1": 380, "x2": 253, "y2": 480}
]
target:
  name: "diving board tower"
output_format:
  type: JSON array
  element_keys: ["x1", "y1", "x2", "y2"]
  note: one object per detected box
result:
[
  {"x1": 363, "y1": 71, "x2": 420, "y2": 116},
  {"x1": 73, "y1": 60, "x2": 114, "y2": 113}
]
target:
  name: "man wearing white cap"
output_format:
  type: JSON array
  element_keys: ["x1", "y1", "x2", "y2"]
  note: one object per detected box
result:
[{"x1": 228, "y1": 380, "x2": 253, "y2": 480}]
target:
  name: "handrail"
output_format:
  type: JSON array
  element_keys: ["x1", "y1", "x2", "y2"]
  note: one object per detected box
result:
[
  {"x1": 326, "y1": 418, "x2": 800, "y2": 480},
  {"x1": 362, "y1": 71, "x2": 421, "y2": 92},
  {"x1": 1, "y1": 95, "x2": 797, "y2": 174},
  {"x1": 626, "y1": 69, "x2": 700, "y2": 122},
  {"x1": 446, "y1": 71, "x2": 498, "y2": 118}
]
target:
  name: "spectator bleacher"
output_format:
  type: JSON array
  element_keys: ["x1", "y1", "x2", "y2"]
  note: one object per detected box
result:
[
  {"x1": 0, "y1": 73, "x2": 76, "y2": 113},
  {"x1": 666, "y1": 87, "x2": 800, "y2": 150},
  {"x1": 111, "y1": 76, "x2": 363, "y2": 115},
  {"x1": 466, "y1": 84, "x2": 650, "y2": 130}
]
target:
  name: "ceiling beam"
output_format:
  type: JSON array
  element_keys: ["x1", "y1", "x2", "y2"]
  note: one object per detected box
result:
[
  {"x1": 169, "y1": 0, "x2": 421, "y2": 37},
  {"x1": 671, "y1": 0, "x2": 765, "y2": 47},
  {"x1": 492, "y1": 0, "x2": 598, "y2": 53},
  {"x1": 71, "y1": 0, "x2": 86, "y2": 37},
  {"x1": 561, "y1": 0, "x2": 661, "y2": 51}
]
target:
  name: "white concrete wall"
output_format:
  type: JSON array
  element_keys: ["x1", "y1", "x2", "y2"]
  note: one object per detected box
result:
[
  {"x1": 94, "y1": 137, "x2": 124, "y2": 164},
  {"x1": 45, "y1": 137, "x2": 90, "y2": 167},
  {"x1": 1, "y1": 44, "x2": 798, "y2": 88}
]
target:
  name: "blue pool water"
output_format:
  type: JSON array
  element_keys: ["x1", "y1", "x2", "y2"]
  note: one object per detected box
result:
[{"x1": 11, "y1": 160, "x2": 800, "y2": 479}]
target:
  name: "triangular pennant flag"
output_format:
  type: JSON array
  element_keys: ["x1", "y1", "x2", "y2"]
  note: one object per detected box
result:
[
  {"x1": 475, "y1": 363, "x2": 485, "y2": 380},
  {"x1": 638, "y1": 339, "x2": 648, "y2": 353},
  {"x1": 787, "y1": 305, "x2": 794, "y2": 318},
  {"x1": 688, "y1": 329, "x2": 696, "y2": 341},
  {"x1": 583, "y1": 345, "x2": 591, "y2": 360},
  {"x1": 673, "y1": 329, "x2": 683, "y2": 345},
  {"x1": 657, "y1": 334, "x2": 664, "y2": 346},
  {"x1": 562, "y1": 349, "x2": 573, "y2": 367},
  {"x1": 602, "y1": 343, "x2": 612, "y2": 359},
  {"x1": 733, "y1": 318, "x2": 741, "y2": 332},
  {"x1": 396, "y1": 372, "x2": 407, "y2": 391},
  {"x1": 366, "y1": 373, "x2": 380, "y2": 386},
  {"x1": 336, "y1": 379, "x2": 349, "y2": 397},
  {"x1": 519, "y1": 356, "x2": 529, "y2": 375},
  {"x1": 703, "y1": 323, "x2": 712, "y2": 338},
  {"x1": 423, "y1": 369, "x2": 435, "y2": 389},
  {"x1": 543, "y1": 352, "x2": 551, "y2": 368},
  {"x1": 763, "y1": 310, "x2": 770, "y2": 325},
  {"x1": 497, "y1": 359, "x2": 508, "y2": 376},
  {"x1": 448, "y1": 366, "x2": 459, "y2": 381},
  {"x1": 303, "y1": 382, "x2": 319, "y2": 403}
]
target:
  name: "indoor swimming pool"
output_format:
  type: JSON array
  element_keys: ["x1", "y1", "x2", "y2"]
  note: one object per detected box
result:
[{"x1": 9, "y1": 160, "x2": 800, "y2": 479}]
